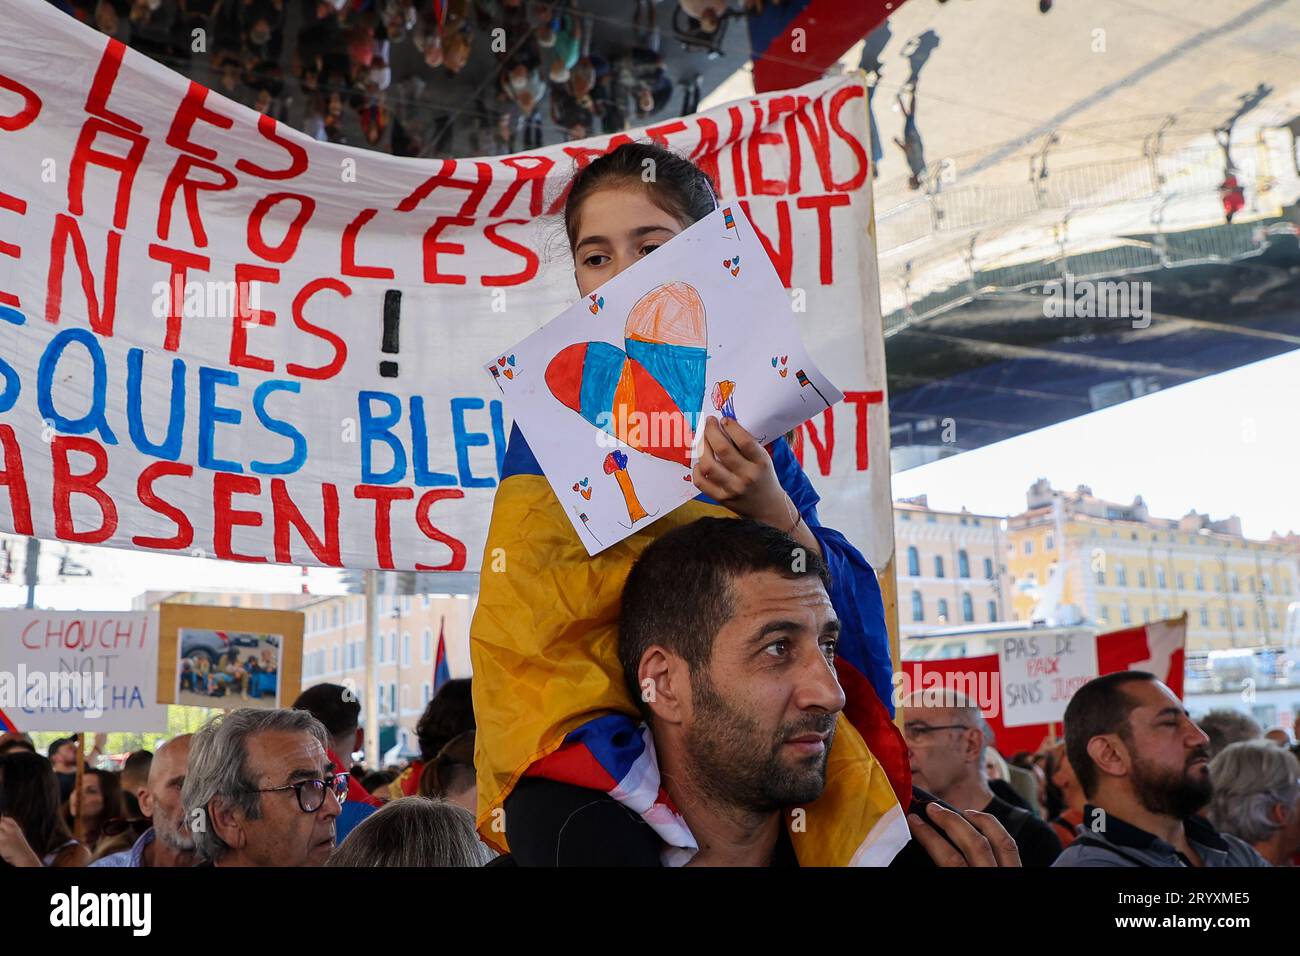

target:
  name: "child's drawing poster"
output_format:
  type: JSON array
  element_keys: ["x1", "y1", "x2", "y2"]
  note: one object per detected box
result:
[{"x1": 487, "y1": 204, "x2": 843, "y2": 555}]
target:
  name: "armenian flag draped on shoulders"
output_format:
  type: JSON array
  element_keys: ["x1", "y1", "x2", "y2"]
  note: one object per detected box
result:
[{"x1": 470, "y1": 425, "x2": 912, "y2": 866}]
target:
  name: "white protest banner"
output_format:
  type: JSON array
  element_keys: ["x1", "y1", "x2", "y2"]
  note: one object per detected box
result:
[
  {"x1": 0, "y1": 609, "x2": 167, "y2": 731},
  {"x1": 0, "y1": 0, "x2": 892, "y2": 573},
  {"x1": 492, "y1": 204, "x2": 843, "y2": 553},
  {"x1": 997, "y1": 630, "x2": 1099, "y2": 728}
]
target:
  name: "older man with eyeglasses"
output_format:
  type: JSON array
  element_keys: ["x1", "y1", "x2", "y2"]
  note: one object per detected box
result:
[
  {"x1": 902, "y1": 689, "x2": 1063, "y2": 866},
  {"x1": 182, "y1": 708, "x2": 345, "y2": 867}
]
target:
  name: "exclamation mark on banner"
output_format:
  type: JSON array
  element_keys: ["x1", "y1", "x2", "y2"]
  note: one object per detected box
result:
[{"x1": 380, "y1": 290, "x2": 401, "y2": 378}]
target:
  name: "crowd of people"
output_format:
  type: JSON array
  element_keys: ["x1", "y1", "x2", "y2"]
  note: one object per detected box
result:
[
  {"x1": 2, "y1": 520, "x2": 1297, "y2": 868},
  {"x1": 44, "y1": 0, "x2": 724, "y2": 157}
]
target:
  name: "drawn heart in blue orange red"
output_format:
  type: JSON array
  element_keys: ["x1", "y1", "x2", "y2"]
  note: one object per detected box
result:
[
  {"x1": 546, "y1": 282, "x2": 708, "y2": 468},
  {"x1": 722, "y1": 255, "x2": 740, "y2": 277},
  {"x1": 588, "y1": 294, "x2": 605, "y2": 314}
]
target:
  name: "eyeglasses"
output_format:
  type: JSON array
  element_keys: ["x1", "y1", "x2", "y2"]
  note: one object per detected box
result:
[
  {"x1": 254, "y1": 773, "x2": 349, "y2": 813},
  {"x1": 903, "y1": 724, "x2": 973, "y2": 744}
]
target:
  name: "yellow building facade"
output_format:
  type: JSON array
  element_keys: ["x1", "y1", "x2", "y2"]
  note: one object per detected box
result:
[{"x1": 1005, "y1": 480, "x2": 1298, "y2": 651}]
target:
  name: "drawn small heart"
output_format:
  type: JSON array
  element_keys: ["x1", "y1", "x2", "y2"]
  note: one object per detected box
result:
[
  {"x1": 771, "y1": 357, "x2": 778, "y2": 367},
  {"x1": 497, "y1": 357, "x2": 507, "y2": 367},
  {"x1": 722, "y1": 259, "x2": 731, "y2": 269},
  {"x1": 580, "y1": 477, "x2": 589, "y2": 487},
  {"x1": 730, "y1": 266, "x2": 739, "y2": 276},
  {"x1": 731, "y1": 256, "x2": 740, "y2": 266},
  {"x1": 572, "y1": 483, "x2": 580, "y2": 492},
  {"x1": 503, "y1": 368, "x2": 514, "y2": 379},
  {"x1": 581, "y1": 488, "x2": 592, "y2": 500},
  {"x1": 780, "y1": 355, "x2": 788, "y2": 364},
  {"x1": 589, "y1": 303, "x2": 599, "y2": 314},
  {"x1": 507, "y1": 354, "x2": 516, "y2": 366},
  {"x1": 778, "y1": 368, "x2": 788, "y2": 378},
  {"x1": 682, "y1": 474, "x2": 693, "y2": 481}
]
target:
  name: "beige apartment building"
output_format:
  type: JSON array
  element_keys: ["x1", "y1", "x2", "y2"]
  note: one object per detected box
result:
[
  {"x1": 1005, "y1": 480, "x2": 1298, "y2": 651},
  {"x1": 894, "y1": 495, "x2": 1009, "y2": 640}
]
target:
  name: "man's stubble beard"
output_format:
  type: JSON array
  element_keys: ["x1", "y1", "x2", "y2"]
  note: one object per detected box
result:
[
  {"x1": 683, "y1": 669, "x2": 836, "y2": 814},
  {"x1": 1130, "y1": 750, "x2": 1212, "y2": 819}
]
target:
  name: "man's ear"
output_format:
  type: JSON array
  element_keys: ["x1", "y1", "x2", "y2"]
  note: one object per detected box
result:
[
  {"x1": 207, "y1": 797, "x2": 247, "y2": 853},
  {"x1": 137, "y1": 786, "x2": 155, "y2": 820},
  {"x1": 1085, "y1": 734, "x2": 1129, "y2": 784},
  {"x1": 638, "y1": 646, "x2": 687, "y2": 724},
  {"x1": 352, "y1": 727, "x2": 364, "y2": 757}
]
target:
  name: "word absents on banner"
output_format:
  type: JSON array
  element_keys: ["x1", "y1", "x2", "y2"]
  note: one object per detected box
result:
[
  {"x1": 0, "y1": 609, "x2": 167, "y2": 731},
  {"x1": 0, "y1": 0, "x2": 891, "y2": 573}
]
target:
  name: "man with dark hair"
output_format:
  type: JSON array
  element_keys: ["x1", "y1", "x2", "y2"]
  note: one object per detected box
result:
[
  {"x1": 120, "y1": 750, "x2": 153, "y2": 820},
  {"x1": 292, "y1": 683, "x2": 380, "y2": 840},
  {"x1": 505, "y1": 518, "x2": 1019, "y2": 867},
  {"x1": 1054, "y1": 671, "x2": 1268, "y2": 867}
]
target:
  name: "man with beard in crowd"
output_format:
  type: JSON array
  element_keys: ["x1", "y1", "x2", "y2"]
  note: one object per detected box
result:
[
  {"x1": 92, "y1": 735, "x2": 197, "y2": 868},
  {"x1": 1053, "y1": 672, "x2": 1269, "y2": 866}
]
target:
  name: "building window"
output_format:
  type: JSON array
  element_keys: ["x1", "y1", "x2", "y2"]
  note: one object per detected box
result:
[
  {"x1": 1096, "y1": 568, "x2": 1106, "y2": 586},
  {"x1": 987, "y1": 600, "x2": 997, "y2": 622},
  {"x1": 907, "y1": 547, "x2": 920, "y2": 577},
  {"x1": 1269, "y1": 608, "x2": 1279, "y2": 628},
  {"x1": 332, "y1": 605, "x2": 339, "y2": 628},
  {"x1": 390, "y1": 683, "x2": 398, "y2": 713},
  {"x1": 1176, "y1": 572, "x2": 1184, "y2": 590},
  {"x1": 1045, "y1": 533, "x2": 1054, "y2": 551},
  {"x1": 1156, "y1": 567, "x2": 1166, "y2": 589},
  {"x1": 1214, "y1": 576, "x2": 1222, "y2": 592},
  {"x1": 423, "y1": 682, "x2": 432, "y2": 704},
  {"x1": 1234, "y1": 607, "x2": 1244, "y2": 627},
  {"x1": 1195, "y1": 570, "x2": 1204, "y2": 590},
  {"x1": 1099, "y1": 605, "x2": 1110, "y2": 623},
  {"x1": 911, "y1": 591, "x2": 924, "y2": 622},
  {"x1": 1141, "y1": 608, "x2": 1150, "y2": 623},
  {"x1": 926, "y1": 514, "x2": 937, "y2": 524},
  {"x1": 1121, "y1": 604, "x2": 1131, "y2": 624},
  {"x1": 331, "y1": 646, "x2": 338, "y2": 672},
  {"x1": 423, "y1": 628, "x2": 433, "y2": 663},
  {"x1": 901, "y1": 512, "x2": 911, "y2": 521},
  {"x1": 973, "y1": 518, "x2": 981, "y2": 527},
  {"x1": 958, "y1": 550, "x2": 970, "y2": 578},
  {"x1": 1230, "y1": 574, "x2": 1240, "y2": 593},
  {"x1": 1137, "y1": 570, "x2": 1147, "y2": 588},
  {"x1": 1024, "y1": 540, "x2": 1033, "y2": 555},
  {"x1": 1116, "y1": 564, "x2": 1127, "y2": 586},
  {"x1": 961, "y1": 593, "x2": 974, "y2": 623},
  {"x1": 1159, "y1": 603, "x2": 1169, "y2": 618},
  {"x1": 423, "y1": 594, "x2": 431, "y2": 609},
  {"x1": 934, "y1": 556, "x2": 945, "y2": 578},
  {"x1": 983, "y1": 558, "x2": 994, "y2": 580},
  {"x1": 401, "y1": 632, "x2": 410, "y2": 667},
  {"x1": 1219, "y1": 609, "x2": 1228, "y2": 627},
  {"x1": 1199, "y1": 606, "x2": 1208, "y2": 626},
  {"x1": 937, "y1": 598, "x2": 949, "y2": 622}
]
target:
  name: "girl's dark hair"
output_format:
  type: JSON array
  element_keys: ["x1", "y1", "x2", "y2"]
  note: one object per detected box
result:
[
  {"x1": 415, "y1": 678, "x2": 475, "y2": 761},
  {"x1": 0, "y1": 751, "x2": 75, "y2": 858},
  {"x1": 563, "y1": 142, "x2": 718, "y2": 251},
  {"x1": 418, "y1": 730, "x2": 476, "y2": 799}
]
